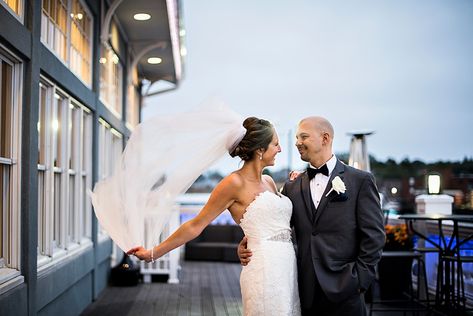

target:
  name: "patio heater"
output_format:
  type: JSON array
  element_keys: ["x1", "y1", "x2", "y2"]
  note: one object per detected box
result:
[{"x1": 347, "y1": 131, "x2": 374, "y2": 172}]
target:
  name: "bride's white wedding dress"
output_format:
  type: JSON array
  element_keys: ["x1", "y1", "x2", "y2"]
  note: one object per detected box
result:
[{"x1": 239, "y1": 191, "x2": 301, "y2": 316}]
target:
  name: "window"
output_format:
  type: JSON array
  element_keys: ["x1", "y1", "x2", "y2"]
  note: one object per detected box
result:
[
  {"x1": 37, "y1": 78, "x2": 92, "y2": 268},
  {"x1": 99, "y1": 44, "x2": 123, "y2": 118},
  {"x1": 70, "y1": 0, "x2": 92, "y2": 86},
  {"x1": 41, "y1": 0, "x2": 93, "y2": 86},
  {"x1": 1, "y1": 0, "x2": 24, "y2": 20},
  {"x1": 97, "y1": 118, "x2": 122, "y2": 239},
  {"x1": 0, "y1": 48, "x2": 23, "y2": 291},
  {"x1": 41, "y1": 0, "x2": 68, "y2": 61}
]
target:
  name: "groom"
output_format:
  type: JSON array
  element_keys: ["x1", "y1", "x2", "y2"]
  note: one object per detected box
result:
[{"x1": 239, "y1": 116, "x2": 385, "y2": 315}]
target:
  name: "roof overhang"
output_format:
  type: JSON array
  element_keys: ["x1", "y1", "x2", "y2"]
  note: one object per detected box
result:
[{"x1": 104, "y1": 0, "x2": 185, "y2": 86}]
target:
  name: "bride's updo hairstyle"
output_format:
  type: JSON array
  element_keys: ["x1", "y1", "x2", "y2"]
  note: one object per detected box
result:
[{"x1": 230, "y1": 117, "x2": 274, "y2": 161}]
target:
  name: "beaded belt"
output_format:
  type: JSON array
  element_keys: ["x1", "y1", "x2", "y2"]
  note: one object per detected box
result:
[
  {"x1": 267, "y1": 230, "x2": 292, "y2": 243},
  {"x1": 247, "y1": 231, "x2": 292, "y2": 250}
]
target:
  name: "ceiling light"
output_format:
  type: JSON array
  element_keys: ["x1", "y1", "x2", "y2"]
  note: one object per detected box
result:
[
  {"x1": 179, "y1": 29, "x2": 186, "y2": 36},
  {"x1": 134, "y1": 13, "x2": 151, "y2": 21},
  {"x1": 147, "y1": 57, "x2": 162, "y2": 64}
]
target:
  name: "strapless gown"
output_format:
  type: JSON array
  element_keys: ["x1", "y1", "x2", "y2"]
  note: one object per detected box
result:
[{"x1": 239, "y1": 191, "x2": 301, "y2": 316}]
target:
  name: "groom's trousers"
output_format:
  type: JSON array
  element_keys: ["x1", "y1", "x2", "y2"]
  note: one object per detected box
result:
[{"x1": 301, "y1": 277, "x2": 367, "y2": 316}]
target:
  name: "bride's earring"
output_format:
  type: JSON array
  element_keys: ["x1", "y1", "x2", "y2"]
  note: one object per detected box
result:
[{"x1": 259, "y1": 154, "x2": 263, "y2": 160}]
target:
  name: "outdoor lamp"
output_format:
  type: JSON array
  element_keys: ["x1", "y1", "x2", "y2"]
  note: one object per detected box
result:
[{"x1": 427, "y1": 173, "x2": 441, "y2": 194}]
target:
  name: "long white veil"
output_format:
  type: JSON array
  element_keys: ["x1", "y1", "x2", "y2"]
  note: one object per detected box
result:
[{"x1": 90, "y1": 99, "x2": 246, "y2": 252}]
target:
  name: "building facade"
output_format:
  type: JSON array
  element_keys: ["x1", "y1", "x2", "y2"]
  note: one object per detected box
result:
[{"x1": 0, "y1": 0, "x2": 184, "y2": 315}]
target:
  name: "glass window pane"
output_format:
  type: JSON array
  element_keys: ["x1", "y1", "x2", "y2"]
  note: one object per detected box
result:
[
  {"x1": 1, "y1": 61, "x2": 13, "y2": 158},
  {"x1": 37, "y1": 170, "x2": 45, "y2": 255},
  {"x1": 69, "y1": 105, "x2": 78, "y2": 170},
  {"x1": 5, "y1": 0, "x2": 21, "y2": 15},
  {"x1": 38, "y1": 85, "x2": 47, "y2": 164},
  {"x1": 53, "y1": 172, "x2": 61, "y2": 247},
  {"x1": 50, "y1": 0, "x2": 56, "y2": 21},
  {"x1": 42, "y1": 0, "x2": 49, "y2": 15},
  {"x1": 99, "y1": 45, "x2": 122, "y2": 117},
  {"x1": 70, "y1": 0, "x2": 92, "y2": 85},
  {"x1": 52, "y1": 94, "x2": 63, "y2": 168},
  {"x1": 0, "y1": 164, "x2": 4, "y2": 259},
  {"x1": 68, "y1": 174, "x2": 74, "y2": 243}
]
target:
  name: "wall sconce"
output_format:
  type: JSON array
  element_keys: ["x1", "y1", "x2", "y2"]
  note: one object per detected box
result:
[{"x1": 427, "y1": 173, "x2": 441, "y2": 194}]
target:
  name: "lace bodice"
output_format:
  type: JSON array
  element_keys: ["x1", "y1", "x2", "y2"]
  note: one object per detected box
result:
[{"x1": 239, "y1": 191, "x2": 293, "y2": 241}]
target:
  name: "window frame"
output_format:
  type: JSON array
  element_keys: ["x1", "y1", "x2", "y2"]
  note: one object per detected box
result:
[
  {"x1": 99, "y1": 44, "x2": 123, "y2": 119},
  {"x1": 97, "y1": 118, "x2": 122, "y2": 242},
  {"x1": 0, "y1": 44, "x2": 24, "y2": 293},
  {"x1": 0, "y1": 0, "x2": 25, "y2": 23},
  {"x1": 37, "y1": 76, "x2": 93, "y2": 272},
  {"x1": 40, "y1": 0, "x2": 93, "y2": 88},
  {"x1": 69, "y1": 0, "x2": 93, "y2": 86}
]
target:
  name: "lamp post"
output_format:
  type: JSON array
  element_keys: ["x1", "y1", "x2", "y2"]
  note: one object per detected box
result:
[{"x1": 427, "y1": 173, "x2": 441, "y2": 195}]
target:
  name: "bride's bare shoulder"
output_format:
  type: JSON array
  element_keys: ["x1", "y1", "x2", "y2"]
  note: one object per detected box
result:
[{"x1": 214, "y1": 172, "x2": 244, "y2": 194}]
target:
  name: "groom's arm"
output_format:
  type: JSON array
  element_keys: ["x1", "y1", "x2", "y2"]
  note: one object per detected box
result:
[
  {"x1": 282, "y1": 182, "x2": 299, "y2": 252},
  {"x1": 355, "y1": 173, "x2": 385, "y2": 291},
  {"x1": 281, "y1": 181, "x2": 295, "y2": 228}
]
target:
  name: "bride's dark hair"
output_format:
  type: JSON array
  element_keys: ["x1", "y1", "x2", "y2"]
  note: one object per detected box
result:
[{"x1": 229, "y1": 117, "x2": 274, "y2": 161}]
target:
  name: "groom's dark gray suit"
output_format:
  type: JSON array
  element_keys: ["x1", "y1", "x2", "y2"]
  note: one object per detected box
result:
[{"x1": 282, "y1": 159, "x2": 385, "y2": 313}]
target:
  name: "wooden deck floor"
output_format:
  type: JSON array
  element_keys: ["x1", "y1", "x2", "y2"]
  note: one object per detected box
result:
[
  {"x1": 81, "y1": 261, "x2": 435, "y2": 316},
  {"x1": 81, "y1": 261, "x2": 243, "y2": 316}
]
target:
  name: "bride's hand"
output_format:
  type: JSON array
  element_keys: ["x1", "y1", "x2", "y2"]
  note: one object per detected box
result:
[{"x1": 127, "y1": 246, "x2": 152, "y2": 262}]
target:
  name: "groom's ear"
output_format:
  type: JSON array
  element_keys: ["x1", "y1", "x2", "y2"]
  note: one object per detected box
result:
[{"x1": 322, "y1": 132, "x2": 330, "y2": 145}]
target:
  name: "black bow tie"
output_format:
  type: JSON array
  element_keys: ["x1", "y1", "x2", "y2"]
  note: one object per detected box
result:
[{"x1": 307, "y1": 164, "x2": 329, "y2": 179}]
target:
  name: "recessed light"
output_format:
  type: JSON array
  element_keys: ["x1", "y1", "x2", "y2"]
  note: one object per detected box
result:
[
  {"x1": 147, "y1": 57, "x2": 162, "y2": 64},
  {"x1": 134, "y1": 13, "x2": 151, "y2": 21}
]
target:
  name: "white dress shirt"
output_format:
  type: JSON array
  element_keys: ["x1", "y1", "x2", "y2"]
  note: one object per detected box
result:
[{"x1": 309, "y1": 155, "x2": 337, "y2": 209}]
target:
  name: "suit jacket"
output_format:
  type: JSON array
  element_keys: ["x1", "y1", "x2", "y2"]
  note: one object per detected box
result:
[{"x1": 282, "y1": 160, "x2": 385, "y2": 308}]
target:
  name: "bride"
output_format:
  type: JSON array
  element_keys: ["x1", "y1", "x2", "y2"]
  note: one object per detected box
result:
[{"x1": 128, "y1": 117, "x2": 301, "y2": 315}]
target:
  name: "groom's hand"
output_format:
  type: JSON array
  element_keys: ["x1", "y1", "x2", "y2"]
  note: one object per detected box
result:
[
  {"x1": 289, "y1": 171, "x2": 301, "y2": 181},
  {"x1": 237, "y1": 236, "x2": 252, "y2": 266}
]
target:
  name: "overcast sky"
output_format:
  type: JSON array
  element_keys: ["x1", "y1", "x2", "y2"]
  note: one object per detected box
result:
[{"x1": 143, "y1": 0, "x2": 473, "y2": 174}]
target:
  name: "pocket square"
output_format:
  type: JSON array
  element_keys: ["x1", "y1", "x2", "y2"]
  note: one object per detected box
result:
[{"x1": 331, "y1": 192, "x2": 348, "y2": 202}]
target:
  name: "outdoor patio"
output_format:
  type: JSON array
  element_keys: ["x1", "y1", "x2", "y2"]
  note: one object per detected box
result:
[{"x1": 81, "y1": 261, "x2": 438, "y2": 316}]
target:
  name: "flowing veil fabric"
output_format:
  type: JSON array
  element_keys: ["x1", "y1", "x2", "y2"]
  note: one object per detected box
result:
[{"x1": 90, "y1": 99, "x2": 246, "y2": 252}]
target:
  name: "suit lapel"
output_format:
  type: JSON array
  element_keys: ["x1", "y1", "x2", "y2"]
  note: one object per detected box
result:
[
  {"x1": 299, "y1": 173, "x2": 315, "y2": 222},
  {"x1": 313, "y1": 160, "x2": 346, "y2": 226}
]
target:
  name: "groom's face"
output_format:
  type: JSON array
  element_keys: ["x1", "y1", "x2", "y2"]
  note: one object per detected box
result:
[{"x1": 295, "y1": 121, "x2": 323, "y2": 162}]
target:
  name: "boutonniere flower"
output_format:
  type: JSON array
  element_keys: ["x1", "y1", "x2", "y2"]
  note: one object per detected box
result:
[{"x1": 325, "y1": 176, "x2": 346, "y2": 197}]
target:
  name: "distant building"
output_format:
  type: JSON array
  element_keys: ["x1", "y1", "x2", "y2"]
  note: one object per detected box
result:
[{"x1": 0, "y1": 1, "x2": 184, "y2": 315}]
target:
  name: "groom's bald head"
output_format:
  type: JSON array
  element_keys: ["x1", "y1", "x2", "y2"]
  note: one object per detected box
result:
[
  {"x1": 299, "y1": 116, "x2": 334, "y2": 140},
  {"x1": 296, "y1": 116, "x2": 334, "y2": 166}
]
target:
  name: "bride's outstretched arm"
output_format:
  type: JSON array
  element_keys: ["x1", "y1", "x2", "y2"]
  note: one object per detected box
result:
[{"x1": 127, "y1": 174, "x2": 242, "y2": 262}]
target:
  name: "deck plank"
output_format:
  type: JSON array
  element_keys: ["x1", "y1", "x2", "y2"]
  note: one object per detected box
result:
[{"x1": 81, "y1": 261, "x2": 243, "y2": 316}]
